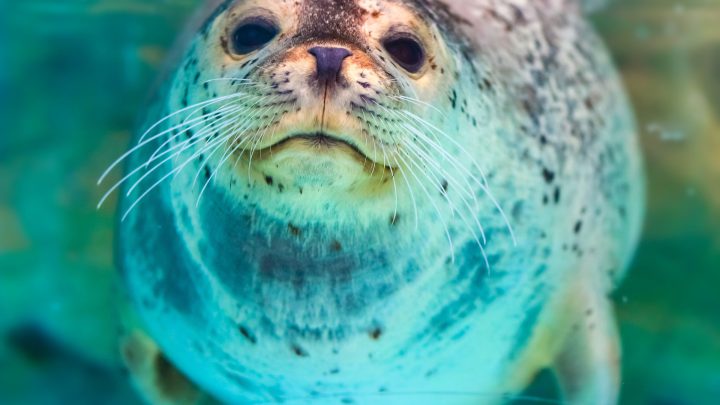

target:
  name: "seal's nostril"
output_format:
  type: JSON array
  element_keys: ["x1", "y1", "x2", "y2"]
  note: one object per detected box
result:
[{"x1": 308, "y1": 46, "x2": 352, "y2": 84}]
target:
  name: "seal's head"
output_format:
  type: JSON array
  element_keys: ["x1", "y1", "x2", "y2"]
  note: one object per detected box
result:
[{"x1": 164, "y1": 0, "x2": 498, "y2": 232}]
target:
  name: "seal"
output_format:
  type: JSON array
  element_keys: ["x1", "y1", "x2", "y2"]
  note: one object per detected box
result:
[{"x1": 100, "y1": 0, "x2": 644, "y2": 403}]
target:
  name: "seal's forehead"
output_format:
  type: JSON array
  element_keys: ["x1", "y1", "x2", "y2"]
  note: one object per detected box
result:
[
  {"x1": 295, "y1": 0, "x2": 366, "y2": 45},
  {"x1": 205, "y1": 0, "x2": 447, "y2": 27},
  {"x1": 197, "y1": 0, "x2": 467, "y2": 48}
]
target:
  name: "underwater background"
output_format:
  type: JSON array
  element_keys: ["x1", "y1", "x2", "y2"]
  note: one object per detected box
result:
[{"x1": 0, "y1": 0, "x2": 718, "y2": 404}]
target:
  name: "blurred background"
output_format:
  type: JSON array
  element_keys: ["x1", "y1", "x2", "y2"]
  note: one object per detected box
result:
[{"x1": 0, "y1": 0, "x2": 718, "y2": 404}]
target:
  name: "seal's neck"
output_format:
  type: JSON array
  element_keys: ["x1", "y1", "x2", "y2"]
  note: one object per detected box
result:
[{"x1": 177, "y1": 179, "x2": 448, "y2": 334}]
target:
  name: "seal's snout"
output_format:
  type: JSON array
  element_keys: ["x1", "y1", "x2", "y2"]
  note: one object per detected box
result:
[{"x1": 308, "y1": 46, "x2": 352, "y2": 87}]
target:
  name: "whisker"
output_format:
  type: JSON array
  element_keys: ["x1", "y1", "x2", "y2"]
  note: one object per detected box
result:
[
  {"x1": 374, "y1": 105, "x2": 486, "y2": 243},
  {"x1": 394, "y1": 143, "x2": 456, "y2": 262},
  {"x1": 96, "y1": 107, "x2": 242, "y2": 208},
  {"x1": 190, "y1": 92, "x2": 281, "y2": 190},
  {"x1": 179, "y1": 92, "x2": 256, "y2": 127},
  {"x1": 368, "y1": 110, "x2": 417, "y2": 229},
  {"x1": 398, "y1": 124, "x2": 488, "y2": 243},
  {"x1": 120, "y1": 128, "x2": 240, "y2": 222},
  {"x1": 359, "y1": 109, "x2": 379, "y2": 178},
  {"x1": 147, "y1": 102, "x2": 248, "y2": 163},
  {"x1": 195, "y1": 102, "x2": 281, "y2": 206},
  {"x1": 192, "y1": 115, "x2": 252, "y2": 191},
  {"x1": 202, "y1": 78, "x2": 256, "y2": 85},
  {"x1": 401, "y1": 139, "x2": 489, "y2": 268},
  {"x1": 390, "y1": 95, "x2": 447, "y2": 118},
  {"x1": 245, "y1": 101, "x2": 283, "y2": 178},
  {"x1": 123, "y1": 111, "x2": 245, "y2": 198},
  {"x1": 376, "y1": 105, "x2": 484, "y2": 215},
  {"x1": 367, "y1": 111, "x2": 400, "y2": 220},
  {"x1": 191, "y1": 114, "x2": 252, "y2": 189},
  {"x1": 138, "y1": 92, "x2": 248, "y2": 143},
  {"x1": 399, "y1": 110, "x2": 517, "y2": 245},
  {"x1": 98, "y1": 93, "x2": 248, "y2": 185}
]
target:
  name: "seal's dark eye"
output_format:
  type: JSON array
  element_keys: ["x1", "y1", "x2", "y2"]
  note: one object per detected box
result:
[
  {"x1": 231, "y1": 19, "x2": 279, "y2": 54},
  {"x1": 383, "y1": 36, "x2": 425, "y2": 73}
]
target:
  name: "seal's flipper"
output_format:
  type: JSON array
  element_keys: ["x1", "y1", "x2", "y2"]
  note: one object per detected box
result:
[
  {"x1": 120, "y1": 329, "x2": 217, "y2": 405},
  {"x1": 118, "y1": 294, "x2": 216, "y2": 405},
  {"x1": 553, "y1": 279, "x2": 621, "y2": 405}
]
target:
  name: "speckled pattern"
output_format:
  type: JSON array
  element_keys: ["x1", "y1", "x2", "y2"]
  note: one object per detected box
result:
[{"x1": 114, "y1": 0, "x2": 641, "y2": 403}]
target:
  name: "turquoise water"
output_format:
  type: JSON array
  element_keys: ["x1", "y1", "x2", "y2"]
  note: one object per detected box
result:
[{"x1": 1, "y1": 1, "x2": 718, "y2": 404}]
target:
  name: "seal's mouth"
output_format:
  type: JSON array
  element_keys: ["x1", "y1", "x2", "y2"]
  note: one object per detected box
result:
[
  {"x1": 271, "y1": 132, "x2": 366, "y2": 156},
  {"x1": 254, "y1": 132, "x2": 396, "y2": 171}
]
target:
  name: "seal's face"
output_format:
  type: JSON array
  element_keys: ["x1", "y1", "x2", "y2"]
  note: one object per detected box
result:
[{"x1": 172, "y1": 0, "x2": 464, "y2": 217}]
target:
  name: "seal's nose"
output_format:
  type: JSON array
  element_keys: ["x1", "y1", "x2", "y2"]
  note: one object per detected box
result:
[{"x1": 308, "y1": 46, "x2": 352, "y2": 85}]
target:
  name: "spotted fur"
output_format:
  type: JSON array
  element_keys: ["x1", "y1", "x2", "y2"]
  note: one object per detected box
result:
[{"x1": 107, "y1": 0, "x2": 643, "y2": 403}]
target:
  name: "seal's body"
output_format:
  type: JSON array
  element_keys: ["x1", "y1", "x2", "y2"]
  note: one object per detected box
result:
[{"x1": 108, "y1": 0, "x2": 644, "y2": 403}]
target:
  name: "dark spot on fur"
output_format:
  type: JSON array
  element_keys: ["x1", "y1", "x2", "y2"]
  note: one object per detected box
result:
[
  {"x1": 483, "y1": 78, "x2": 493, "y2": 91},
  {"x1": 425, "y1": 368, "x2": 438, "y2": 377},
  {"x1": 390, "y1": 214, "x2": 399, "y2": 226},
  {"x1": 288, "y1": 224, "x2": 301, "y2": 236},
  {"x1": 181, "y1": 87, "x2": 189, "y2": 107},
  {"x1": 265, "y1": 176, "x2": 274, "y2": 185},
  {"x1": 585, "y1": 97, "x2": 596, "y2": 110},
  {"x1": 542, "y1": 168, "x2": 555, "y2": 183},
  {"x1": 239, "y1": 325, "x2": 257, "y2": 344},
  {"x1": 574, "y1": 221, "x2": 583, "y2": 234},
  {"x1": 449, "y1": 90, "x2": 458, "y2": 109},
  {"x1": 512, "y1": 201, "x2": 524, "y2": 220},
  {"x1": 330, "y1": 240, "x2": 343, "y2": 252},
  {"x1": 292, "y1": 344, "x2": 308, "y2": 357},
  {"x1": 370, "y1": 328, "x2": 383, "y2": 340}
]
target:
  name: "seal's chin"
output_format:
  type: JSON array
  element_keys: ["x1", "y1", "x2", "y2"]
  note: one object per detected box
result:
[
  {"x1": 264, "y1": 132, "x2": 370, "y2": 163},
  {"x1": 249, "y1": 131, "x2": 395, "y2": 190}
]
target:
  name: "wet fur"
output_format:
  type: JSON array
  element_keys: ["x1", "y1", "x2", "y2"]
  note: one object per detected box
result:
[{"x1": 106, "y1": 0, "x2": 643, "y2": 403}]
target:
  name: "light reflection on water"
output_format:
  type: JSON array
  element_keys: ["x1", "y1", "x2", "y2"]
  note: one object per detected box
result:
[{"x1": 1, "y1": 1, "x2": 718, "y2": 404}]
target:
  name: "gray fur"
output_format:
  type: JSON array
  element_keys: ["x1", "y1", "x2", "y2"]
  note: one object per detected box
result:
[{"x1": 109, "y1": 1, "x2": 643, "y2": 403}]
